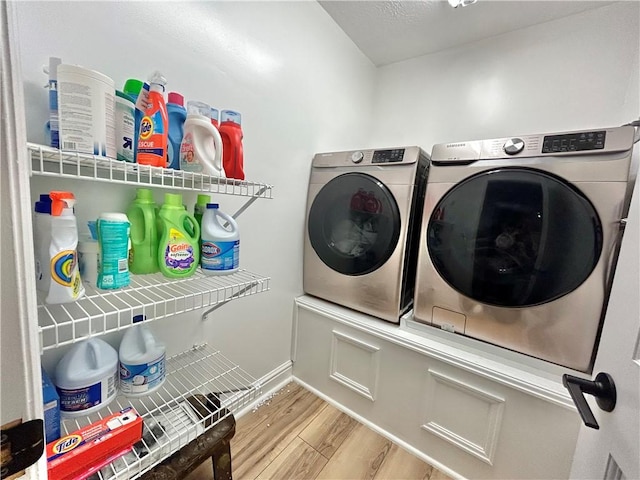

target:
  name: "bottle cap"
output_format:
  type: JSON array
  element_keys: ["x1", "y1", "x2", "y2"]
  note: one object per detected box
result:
[
  {"x1": 163, "y1": 193, "x2": 183, "y2": 208},
  {"x1": 187, "y1": 100, "x2": 211, "y2": 117},
  {"x1": 35, "y1": 193, "x2": 52, "y2": 214},
  {"x1": 49, "y1": 191, "x2": 76, "y2": 216},
  {"x1": 168, "y1": 92, "x2": 184, "y2": 106},
  {"x1": 206, "y1": 203, "x2": 220, "y2": 209},
  {"x1": 221, "y1": 110, "x2": 241, "y2": 125},
  {"x1": 148, "y1": 71, "x2": 167, "y2": 88},
  {"x1": 123, "y1": 78, "x2": 143, "y2": 97},
  {"x1": 136, "y1": 188, "x2": 154, "y2": 202},
  {"x1": 197, "y1": 194, "x2": 211, "y2": 206}
]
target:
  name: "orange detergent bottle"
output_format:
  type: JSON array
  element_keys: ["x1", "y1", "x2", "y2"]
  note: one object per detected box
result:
[{"x1": 137, "y1": 71, "x2": 168, "y2": 167}]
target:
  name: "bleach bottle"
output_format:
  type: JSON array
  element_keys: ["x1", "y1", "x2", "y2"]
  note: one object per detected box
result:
[
  {"x1": 167, "y1": 92, "x2": 186, "y2": 170},
  {"x1": 46, "y1": 192, "x2": 85, "y2": 304},
  {"x1": 157, "y1": 193, "x2": 200, "y2": 278},
  {"x1": 54, "y1": 338, "x2": 118, "y2": 417},
  {"x1": 180, "y1": 100, "x2": 225, "y2": 177},
  {"x1": 201, "y1": 203, "x2": 239, "y2": 275},
  {"x1": 127, "y1": 188, "x2": 159, "y2": 274},
  {"x1": 137, "y1": 71, "x2": 168, "y2": 168},
  {"x1": 119, "y1": 315, "x2": 166, "y2": 397},
  {"x1": 219, "y1": 110, "x2": 245, "y2": 180}
]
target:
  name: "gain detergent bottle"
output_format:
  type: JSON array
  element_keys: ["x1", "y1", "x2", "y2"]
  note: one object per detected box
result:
[{"x1": 157, "y1": 193, "x2": 200, "y2": 278}]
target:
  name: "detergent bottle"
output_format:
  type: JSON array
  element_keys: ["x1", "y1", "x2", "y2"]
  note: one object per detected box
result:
[
  {"x1": 167, "y1": 92, "x2": 187, "y2": 170},
  {"x1": 46, "y1": 192, "x2": 85, "y2": 304},
  {"x1": 193, "y1": 193, "x2": 211, "y2": 231},
  {"x1": 180, "y1": 100, "x2": 225, "y2": 177},
  {"x1": 137, "y1": 71, "x2": 168, "y2": 168},
  {"x1": 218, "y1": 110, "x2": 245, "y2": 180},
  {"x1": 126, "y1": 188, "x2": 159, "y2": 274},
  {"x1": 157, "y1": 193, "x2": 200, "y2": 278},
  {"x1": 123, "y1": 78, "x2": 145, "y2": 161},
  {"x1": 96, "y1": 213, "x2": 130, "y2": 290},
  {"x1": 200, "y1": 203, "x2": 239, "y2": 275},
  {"x1": 119, "y1": 315, "x2": 166, "y2": 397}
]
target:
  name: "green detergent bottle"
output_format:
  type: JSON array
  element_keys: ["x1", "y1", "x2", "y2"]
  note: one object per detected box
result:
[
  {"x1": 194, "y1": 194, "x2": 211, "y2": 232},
  {"x1": 157, "y1": 193, "x2": 200, "y2": 278},
  {"x1": 127, "y1": 188, "x2": 159, "y2": 274}
]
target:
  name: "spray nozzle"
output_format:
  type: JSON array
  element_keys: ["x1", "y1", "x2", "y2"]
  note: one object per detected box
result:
[
  {"x1": 148, "y1": 70, "x2": 167, "y2": 88},
  {"x1": 49, "y1": 191, "x2": 76, "y2": 216}
]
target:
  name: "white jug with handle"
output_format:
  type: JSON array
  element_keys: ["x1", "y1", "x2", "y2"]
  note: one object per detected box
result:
[{"x1": 179, "y1": 100, "x2": 225, "y2": 177}]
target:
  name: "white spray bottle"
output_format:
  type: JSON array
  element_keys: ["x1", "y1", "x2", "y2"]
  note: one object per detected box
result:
[{"x1": 46, "y1": 191, "x2": 85, "y2": 304}]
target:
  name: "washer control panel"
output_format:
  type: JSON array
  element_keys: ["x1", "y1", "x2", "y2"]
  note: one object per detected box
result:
[
  {"x1": 541, "y1": 131, "x2": 606, "y2": 153},
  {"x1": 372, "y1": 148, "x2": 405, "y2": 164}
]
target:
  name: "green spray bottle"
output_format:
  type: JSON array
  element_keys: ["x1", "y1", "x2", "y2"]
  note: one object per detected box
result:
[
  {"x1": 127, "y1": 188, "x2": 159, "y2": 274},
  {"x1": 157, "y1": 193, "x2": 200, "y2": 278}
]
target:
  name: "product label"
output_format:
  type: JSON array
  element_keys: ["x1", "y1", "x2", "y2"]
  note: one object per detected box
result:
[
  {"x1": 57, "y1": 371, "x2": 116, "y2": 413},
  {"x1": 138, "y1": 110, "x2": 165, "y2": 158},
  {"x1": 201, "y1": 240, "x2": 239, "y2": 272},
  {"x1": 119, "y1": 354, "x2": 165, "y2": 395},
  {"x1": 116, "y1": 99, "x2": 135, "y2": 162},
  {"x1": 164, "y1": 228, "x2": 196, "y2": 270},
  {"x1": 179, "y1": 132, "x2": 202, "y2": 172},
  {"x1": 50, "y1": 250, "x2": 82, "y2": 298}
]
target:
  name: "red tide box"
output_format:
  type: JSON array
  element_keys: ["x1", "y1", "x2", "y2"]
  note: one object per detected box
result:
[{"x1": 47, "y1": 407, "x2": 143, "y2": 480}]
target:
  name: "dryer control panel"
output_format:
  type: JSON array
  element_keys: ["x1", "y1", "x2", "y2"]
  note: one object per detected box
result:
[{"x1": 431, "y1": 125, "x2": 634, "y2": 163}]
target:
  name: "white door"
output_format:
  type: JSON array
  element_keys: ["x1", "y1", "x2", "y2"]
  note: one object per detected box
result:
[{"x1": 569, "y1": 163, "x2": 640, "y2": 479}]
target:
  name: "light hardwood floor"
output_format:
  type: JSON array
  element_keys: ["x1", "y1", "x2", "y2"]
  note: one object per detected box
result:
[{"x1": 185, "y1": 382, "x2": 453, "y2": 480}]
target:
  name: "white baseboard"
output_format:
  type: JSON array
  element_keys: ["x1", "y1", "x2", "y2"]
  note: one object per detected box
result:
[
  {"x1": 235, "y1": 360, "x2": 293, "y2": 419},
  {"x1": 292, "y1": 376, "x2": 466, "y2": 480}
]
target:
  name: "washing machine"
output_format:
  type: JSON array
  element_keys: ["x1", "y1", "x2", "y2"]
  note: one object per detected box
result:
[
  {"x1": 413, "y1": 126, "x2": 637, "y2": 372},
  {"x1": 304, "y1": 146, "x2": 429, "y2": 323}
]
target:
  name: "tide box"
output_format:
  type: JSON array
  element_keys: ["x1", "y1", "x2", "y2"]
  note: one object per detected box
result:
[{"x1": 46, "y1": 407, "x2": 143, "y2": 480}]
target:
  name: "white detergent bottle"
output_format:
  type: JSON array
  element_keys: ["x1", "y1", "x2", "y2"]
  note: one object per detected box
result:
[
  {"x1": 54, "y1": 338, "x2": 118, "y2": 417},
  {"x1": 119, "y1": 315, "x2": 166, "y2": 397},
  {"x1": 201, "y1": 203, "x2": 239, "y2": 275},
  {"x1": 179, "y1": 100, "x2": 225, "y2": 177},
  {"x1": 46, "y1": 191, "x2": 85, "y2": 304}
]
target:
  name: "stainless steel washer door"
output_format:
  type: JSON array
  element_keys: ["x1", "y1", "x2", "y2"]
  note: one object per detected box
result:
[
  {"x1": 308, "y1": 172, "x2": 401, "y2": 275},
  {"x1": 427, "y1": 167, "x2": 603, "y2": 307}
]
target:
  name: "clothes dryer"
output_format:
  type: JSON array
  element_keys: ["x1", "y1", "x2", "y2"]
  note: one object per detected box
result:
[
  {"x1": 304, "y1": 147, "x2": 429, "y2": 323},
  {"x1": 413, "y1": 126, "x2": 637, "y2": 372}
]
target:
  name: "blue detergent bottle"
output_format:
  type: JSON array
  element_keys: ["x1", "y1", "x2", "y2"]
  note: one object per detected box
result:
[{"x1": 167, "y1": 92, "x2": 187, "y2": 170}]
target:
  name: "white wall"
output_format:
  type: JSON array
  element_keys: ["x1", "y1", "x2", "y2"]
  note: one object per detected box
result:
[
  {"x1": 15, "y1": 1, "x2": 376, "y2": 378},
  {"x1": 370, "y1": 2, "x2": 639, "y2": 150}
]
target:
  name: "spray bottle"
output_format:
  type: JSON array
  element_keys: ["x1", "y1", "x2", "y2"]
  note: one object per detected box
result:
[
  {"x1": 137, "y1": 71, "x2": 168, "y2": 168},
  {"x1": 46, "y1": 191, "x2": 84, "y2": 304}
]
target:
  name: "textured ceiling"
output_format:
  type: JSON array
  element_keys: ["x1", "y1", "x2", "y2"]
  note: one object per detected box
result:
[{"x1": 319, "y1": 1, "x2": 617, "y2": 66}]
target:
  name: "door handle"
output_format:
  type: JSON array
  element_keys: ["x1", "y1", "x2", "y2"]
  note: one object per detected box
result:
[{"x1": 562, "y1": 372, "x2": 616, "y2": 430}]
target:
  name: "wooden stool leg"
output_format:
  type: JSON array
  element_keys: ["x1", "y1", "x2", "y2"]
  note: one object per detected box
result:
[{"x1": 211, "y1": 439, "x2": 232, "y2": 480}]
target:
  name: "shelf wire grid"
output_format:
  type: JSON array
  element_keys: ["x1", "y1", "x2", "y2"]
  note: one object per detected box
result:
[
  {"x1": 28, "y1": 143, "x2": 273, "y2": 199},
  {"x1": 38, "y1": 269, "x2": 270, "y2": 352},
  {"x1": 58, "y1": 344, "x2": 260, "y2": 480}
]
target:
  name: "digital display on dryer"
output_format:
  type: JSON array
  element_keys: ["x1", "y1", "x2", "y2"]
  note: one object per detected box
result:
[
  {"x1": 542, "y1": 131, "x2": 606, "y2": 153},
  {"x1": 372, "y1": 149, "x2": 405, "y2": 163}
]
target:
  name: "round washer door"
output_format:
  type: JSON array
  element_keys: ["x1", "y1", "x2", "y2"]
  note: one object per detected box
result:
[
  {"x1": 308, "y1": 172, "x2": 401, "y2": 276},
  {"x1": 427, "y1": 168, "x2": 603, "y2": 307}
]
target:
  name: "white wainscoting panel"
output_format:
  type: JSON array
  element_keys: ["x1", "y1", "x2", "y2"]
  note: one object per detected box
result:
[
  {"x1": 422, "y1": 369, "x2": 505, "y2": 465},
  {"x1": 330, "y1": 330, "x2": 381, "y2": 401}
]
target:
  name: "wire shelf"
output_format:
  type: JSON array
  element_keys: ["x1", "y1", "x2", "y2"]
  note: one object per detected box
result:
[
  {"x1": 38, "y1": 269, "x2": 270, "y2": 352},
  {"x1": 28, "y1": 143, "x2": 273, "y2": 199},
  {"x1": 58, "y1": 343, "x2": 260, "y2": 480}
]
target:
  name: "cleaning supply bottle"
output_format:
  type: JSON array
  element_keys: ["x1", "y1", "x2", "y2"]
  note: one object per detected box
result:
[
  {"x1": 123, "y1": 78, "x2": 145, "y2": 161},
  {"x1": 218, "y1": 110, "x2": 245, "y2": 180},
  {"x1": 46, "y1": 56, "x2": 62, "y2": 149},
  {"x1": 179, "y1": 100, "x2": 224, "y2": 177},
  {"x1": 200, "y1": 203, "x2": 239, "y2": 275},
  {"x1": 46, "y1": 191, "x2": 85, "y2": 304},
  {"x1": 54, "y1": 338, "x2": 118, "y2": 417},
  {"x1": 157, "y1": 193, "x2": 200, "y2": 278},
  {"x1": 119, "y1": 315, "x2": 166, "y2": 397},
  {"x1": 167, "y1": 92, "x2": 187, "y2": 170},
  {"x1": 194, "y1": 194, "x2": 211, "y2": 230},
  {"x1": 96, "y1": 213, "x2": 130, "y2": 289},
  {"x1": 137, "y1": 71, "x2": 168, "y2": 168},
  {"x1": 115, "y1": 90, "x2": 136, "y2": 162},
  {"x1": 127, "y1": 188, "x2": 160, "y2": 274},
  {"x1": 34, "y1": 194, "x2": 53, "y2": 293}
]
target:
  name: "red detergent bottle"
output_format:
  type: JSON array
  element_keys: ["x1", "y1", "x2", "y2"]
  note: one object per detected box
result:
[
  {"x1": 218, "y1": 110, "x2": 245, "y2": 180},
  {"x1": 137, "y1": 71, "x2": 168, "y2": 168}
]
